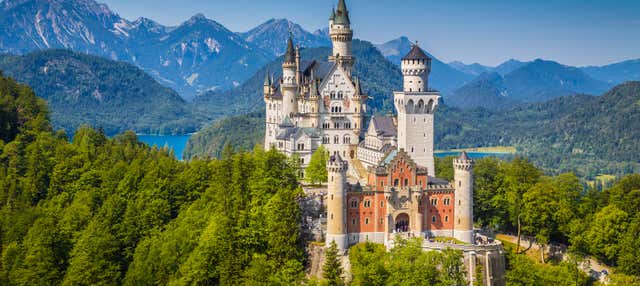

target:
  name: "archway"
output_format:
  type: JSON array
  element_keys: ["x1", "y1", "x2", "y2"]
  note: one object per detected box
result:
[{"x1": 395, "y1": 213, "x2": 410, "y2": 233}]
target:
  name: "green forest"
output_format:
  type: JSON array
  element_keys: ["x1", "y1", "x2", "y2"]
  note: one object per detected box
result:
[{"x1": 2, "y1": 74, "x2": 640, "y2": 285}]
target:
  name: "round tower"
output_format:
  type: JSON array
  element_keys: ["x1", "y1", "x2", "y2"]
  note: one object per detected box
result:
[
  {"x1": 453, "y1": 151, "x2": 474, "y2": 244},
  {"x1": 329, "y1": 0, "x2": 354, "y2": 70},
  {"x1": 282, "y1": 35, "x2": 298, "y2": 118},
  {"x1": 326, "y1": 154, "x2": 348, "y2": 252},
  {"x1": 401, "y1": 44, "x2": 432, "y2": 92}
]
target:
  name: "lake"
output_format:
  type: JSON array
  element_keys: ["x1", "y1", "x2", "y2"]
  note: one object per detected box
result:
[
  {"x1": 137, "y1": 135, "x2": 191, "y2": 160},
  {"x1": 434, "y1": 151, "x2": 512, "y2": 159},
  {"x1": 137, "y1": 134, "x2": 512, "y2": 161}
]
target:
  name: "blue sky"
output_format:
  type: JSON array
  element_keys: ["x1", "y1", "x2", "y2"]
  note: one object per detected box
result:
[{"x1": 101, "y1": 0, "x2": 640, "y2": 67}]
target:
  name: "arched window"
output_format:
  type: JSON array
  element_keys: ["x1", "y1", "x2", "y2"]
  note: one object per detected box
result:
[
  {"x1": 365, "y1": 218, "x2": 369, "y2": 225},
  {"x1": 432, "y1": 216, "x2": 437, "y2": 223},
  {"x1": 350, "y1": 199, "x2": 358, "y2": 208},
  {"x1": 406, "y1": 99, "x2": 414, "y2": 113},
  {"x1": 330, "y1": 91, "x2": 336, "y2": 99},
  {"x1": 338, "y1": 91, "x2": 343, "y2": 99},
  {"x1": 404, "y1": 178, "x2": 408, "y2": 186},
  {"x1": 364, "y1": 200, "x2": 371, "y2": 208},
  {"x1": 334, "y1": 136, "x2": 339, "y2": 144},
  {"x1": 445, "y1": 216, "x2": 449, "y2": 222},
  {"x1": 343, "y1": 135, "x2": 351, "y2": 144},
  {"x1": 394, "y1": 179, "x2": 399, "y2": 187}
]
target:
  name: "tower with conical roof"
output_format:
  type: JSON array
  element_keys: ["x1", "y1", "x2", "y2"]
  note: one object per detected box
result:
[
  {"x1": 453, "y1": 151, "x2": 474, "y2": 244},
  {"x1": 281, "y1": 35, "x2": 299, "y2": 119},
  {"x1": 329, "y1": 0, "x2": 354, "y2": 74},
  {"x1": 394, "y1": 43, "x2": 440, "y2": 176}
]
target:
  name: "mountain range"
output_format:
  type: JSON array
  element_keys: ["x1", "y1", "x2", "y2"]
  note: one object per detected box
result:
[
  {"x1": 447, "y1": 59, "x2": 613, "y2": 109},
  {"x1": 0, "y1": 0, "x2": 331, "y2": 100}
]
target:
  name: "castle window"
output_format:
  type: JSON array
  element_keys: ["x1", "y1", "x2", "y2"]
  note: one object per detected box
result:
[
  {"x1": 380, "y1": 201, "x2": 384, "y2": 208},
  {"x1": 331, "y1": 194, "x2": 334, "y2": 200},
  {"x1": 404, "y1": 178, "x2": 408, "y2": 186},
  {"x1": 445, "y1": 216, "x2": 449, "y2": 222},
  {"x1": 334, "y1": 122, "x2": 340, "y2": 129},
  {"x1": 394, "y1": 179, "x2": 399, "y2": 187},
  {"x1": 365, "y1": 218, "x2": 369, "y2": 225},
  {"x1": 343, "y1": 135, "x2": 351, "y2": 144},
  {"x1": 334, "y1": 136, "x2": 339, "y2": 144},
  {"x1": 459, "y1": 200, "x2": 461, "y2": 206},
  {"x1": 350, "y1": 199, "x2": 358, "y2": 208},
  {"x1": 364, "y1": 200, "x2": 371, "y2": 208},
  {"x1": 331, "y1": 213, "x2": 333, "y2": 220},
  {"x1": 431, "y1": 198, "x2": 438, "y2": 206},
  {"x1": 338, "y1": 91, "x2": 343, "y2": 99},
  {"x1": 432, "y1": 216, "x2": 437, "y2": 223},
  {"x1": 330, "y1": 91, "x2": 336, "y2": 99},
  {"x1": 459, "y1": 181, "x2": 461, "y2": 187},
  {"x1": 352, "y1": 218, "x2": 356, "y2": 225},
  {"x1": 380, "y1": 218, "x2": 384, "y2": 225}
]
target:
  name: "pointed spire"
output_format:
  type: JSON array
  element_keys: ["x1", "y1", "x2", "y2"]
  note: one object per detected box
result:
[
  {"x1": 334, "y1": 0, "x2": 350, "y2": 25},
  {"x1": 270, "y1": 74, "x2": 275, "y2": 87},
  {"x1": 264, "y1": 71, "x2": 270, "y2": 86},
  {"x1": 284, "y1": 33, "x2": 295, "y2": 63},
  {"x1": 329, "y1": 6, "x2": 336, "y2": 21},
  {"x1": 354, "y1": 76, "x2": 362, "y2": 94}
]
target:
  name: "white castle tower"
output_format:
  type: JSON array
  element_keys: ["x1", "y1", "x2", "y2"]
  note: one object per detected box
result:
[
  {"x1": 281, "y1": 36, "x2": 298, "y2": 119},
  {"x1": 326, "y1": 154, "x2": 348, "y2": 252},
  {"x1": 393, "y1": 44, "x2": 440, "y2": 176},
  {"x1": 453, "y1": 151, "x2": 474, "y2": 244},
  {"x1": 329, "y1": 0, "x2": 354, "y2": 74}
]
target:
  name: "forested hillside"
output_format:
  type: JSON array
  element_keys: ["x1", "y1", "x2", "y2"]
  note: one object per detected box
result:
[
  {"x1": 0, "y1": 75, "x2": 306, "y2": 284},
  {"x1": 0, "y1": 50, "x2": 203, "y2": 135}
]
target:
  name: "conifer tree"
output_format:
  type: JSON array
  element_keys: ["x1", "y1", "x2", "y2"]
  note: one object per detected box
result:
[{"x1": 322, "y1": 240, "x2": 344, "y2": 286}]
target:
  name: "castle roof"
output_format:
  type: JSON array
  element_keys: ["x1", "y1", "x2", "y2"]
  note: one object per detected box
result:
[
  {"x1": 370, "y1": 116, "x2": 397, "y2": 137},
  {"x1": 284, "y1": 35, "x2": 295, "y2": 63},
  {"x1": 458, "y1": 151, "x2": 470, "y2": 160},
  {"x1": 334, "y1": 0, "x2": 350, "y2": 25},
  {"x1": 402, "y1": 44, "x2": 430, "y2": 61}
]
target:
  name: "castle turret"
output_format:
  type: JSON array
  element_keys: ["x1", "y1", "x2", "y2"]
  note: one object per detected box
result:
[
  {"x1": 282, "y1": 35, "x2": 298, "y2": 119},
  {"x1": 402, "y1": 44, "x2": 432, "y2": 92},
  {"x1": 394, "y1": 43, "x2": 440, "y2": 176},
  {"x1": 453, "y1": 151, "x2": 474, "y2": 244},
  {"x1": 326, "y1": 154, "x2": 348, "y2": 252},
  {"x1": 329, "y1": 0, "x2": 354, "y2": 73}
]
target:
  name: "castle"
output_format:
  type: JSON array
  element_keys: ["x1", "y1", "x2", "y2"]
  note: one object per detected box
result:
[
  {"x1": 264, "y1": 0, "x2": 472, "y2": 246},
  {"x1": 264, "y1": 1, "x2": 505, "y2": 284}
]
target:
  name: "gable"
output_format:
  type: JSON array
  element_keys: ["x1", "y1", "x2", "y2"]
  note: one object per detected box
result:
[{"x1": 319, "y1": 65, "x2": 356, "y2": 98}]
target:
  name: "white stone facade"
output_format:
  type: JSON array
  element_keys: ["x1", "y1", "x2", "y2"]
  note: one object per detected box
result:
[{"x1": 264, "y1": 0, "x2": 366, "y2": 168}]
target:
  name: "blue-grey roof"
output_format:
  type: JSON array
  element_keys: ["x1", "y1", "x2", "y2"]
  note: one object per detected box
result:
[{"x1": 371, "y1": 116, "x2": 396, "y2": 137}]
